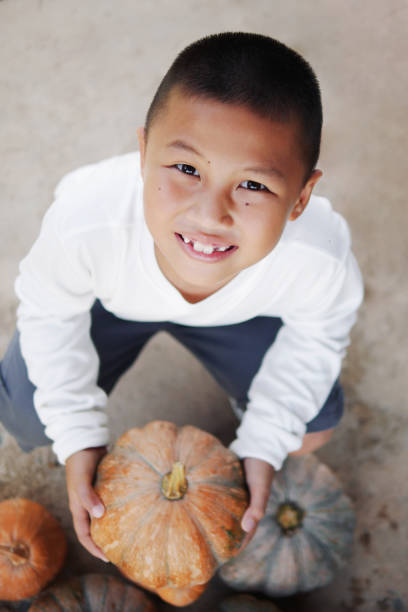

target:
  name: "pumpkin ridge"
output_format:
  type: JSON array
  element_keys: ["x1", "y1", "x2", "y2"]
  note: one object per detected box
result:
[
  {"x1": 122, "y1": 430, "x2": 177, "y2": 474},
  {"x1": 164, "y1": 502, "x2": 214, "y2": 588},
  {"x1": 304, "y1": 510, "x2": 355, "y2": 529},
  {"x1": 175, "y1": 425, "x2": 220, "y2": 467},
  {"x1": 296, "y1": 529, "x2": 339, "y2": 591},
  {"x1": 12, "y1": 500, "x2": 46, "y2": 546},
  {"x1": 288, "y1": 459, "x2": 340, "y2": 506},
  {"x1": 282, "y1": 456, "x2": 318, "y2": 501},
  {"x1": 192, "y1": 481, "x2": 247, "y2": 499},
  {"x1": 119, "y1": 582, "x2": 131, "y2": 611},
  {"x1": 96, "y1": 464, "x2": 160, "y2": 485},
  {"x1": 96, "y1": 473, "x2": 157, "y2": 486},
  {"x1": 181, "y1": 499, "x2": 221, "y2": 567},
  {"x1": 302, "y1": 519, "x2": 354, "y2": 567},
  {"x1": 291, "y1": 532, "x2": 311, "y2": 593},
  {"x1": 163, "y1": 501, "x2": 172, "y2": 587},
  {"x1": 106, "y1": 574, "x2": 129, "y2": 611},
  {"x1": 48, "y1": 589, "x2": 67, "y2": 611},
  {"x1": 192, "y1": 471, "x2": 245, "y2": 485},
  {"x1": 184, "y1": 495, "x2": 244, "y2": 565},
  {"x1": 118, "y1": 512, "x2": 153, "y2": 568},
  {"x1": 100, "y1": 574, "x2": 109, "y2": 612},
  {"x1": 120, "y1": 579, "x2": 144, "y2": 611},
  {"x1": 181, "y1": 441, "x2": 222, "y2": 475},
  {"x1": 188, "y1": 486, "x2": 246, "y2": 523},
  {"x1": 113, "y1": 447, "x2": 163, "y2": 477},
  {"x1": 119, "y1": 499, "x2": 172, "y2": 580},
  {"x1": 103, "y1": 488, "x2": 159, "y2": 511},
  {"x1": 305, "y1": 489, "x2": 346, "y2": 513},
  {"x1": 23, "y1": 560, "x2": 45, "y2": 594},
  {"x1": 263, "y1": 534, "x2": 289, "y2": 593},
  {"x1": 80, "y1": 572, "x2": 93, "y2": 612}
]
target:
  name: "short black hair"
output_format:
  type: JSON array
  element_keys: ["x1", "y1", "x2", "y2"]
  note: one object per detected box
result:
[{"x1": 145, "y1": 32, "x2": 322, "y2": 181}]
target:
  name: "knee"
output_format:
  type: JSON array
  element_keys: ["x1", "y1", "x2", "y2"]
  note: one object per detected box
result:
[{"x1": 290, "y1": 428, "x2": 334, "y2": 456}]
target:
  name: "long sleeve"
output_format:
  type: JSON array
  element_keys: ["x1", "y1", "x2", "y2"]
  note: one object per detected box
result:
[
  {"x1": 13, "y1": 153, "x2": 363, "y2": 469},
  {"x1": 229, "y1": 248, "x2": 363, "y2": 470},
  {"x1": 15, "y1": 168, "x2": 121, "y2": 464}
]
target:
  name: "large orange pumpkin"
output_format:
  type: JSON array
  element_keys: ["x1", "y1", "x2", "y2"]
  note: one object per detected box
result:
[
  {"x1": 0, "y1": 498, "x2": 66, "y2": 601},
  {"x1": 91, "y1": 421, "x2": 248, "y2": 606},
  {"x1": 28, "y1": 573, "x2": 156, "y2": 611}
]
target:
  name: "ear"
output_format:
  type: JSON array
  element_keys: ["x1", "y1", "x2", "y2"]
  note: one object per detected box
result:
[
  {"x1": 136, "y1": 126, "x2": 146, "y2": 176},
  {"x1": 289, "y1": 169, "x2": 322, "y2": 221}
]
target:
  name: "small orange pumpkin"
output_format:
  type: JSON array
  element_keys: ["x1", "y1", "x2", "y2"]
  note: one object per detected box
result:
[
  {"x1": 28, "y1": 573, "x2": 156, "y2": 611},
  {"x1": 0, "y1": 498, "x2": 66, "y2": 601},
  {"x1": 91, "y1": 421, "x2": 248, "y2": 606}
]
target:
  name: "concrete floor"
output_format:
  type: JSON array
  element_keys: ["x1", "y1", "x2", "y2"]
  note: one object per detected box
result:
[{"x1": 1, "y1": 1, "x2": 407, "y2": 610}]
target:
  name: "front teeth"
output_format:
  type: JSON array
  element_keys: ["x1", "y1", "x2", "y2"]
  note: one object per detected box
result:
[
  {"x1": 194, "y1": 242, "x2": 215, "y2": 254},
  {"x1": 181, "y1": 235, "x2": 229, "y2": 254}
]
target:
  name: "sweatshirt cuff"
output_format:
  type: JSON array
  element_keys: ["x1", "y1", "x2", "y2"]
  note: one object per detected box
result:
[
  {"x1": 229, "y1": 417, "x2": 305, "y2": 471},
  {"x1": 52, "y1": 427, "x2": 110, "y2": 465},
  {"x1": 229, "y1": 438, "x2": 287, "y2": 471}
]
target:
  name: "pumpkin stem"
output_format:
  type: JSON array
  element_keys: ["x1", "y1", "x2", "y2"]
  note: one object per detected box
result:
[
  {"x1": 0, "y1": 542, "x2": 30, "y2": 565},
  {"x1": 161, "y1": 462, "x2": 188, "y2": 500},
  {"x1": 276, "y1": 501, "x2": 305, "y2": 535}
]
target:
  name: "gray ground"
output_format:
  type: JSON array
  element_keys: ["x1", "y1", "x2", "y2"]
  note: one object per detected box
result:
[{"x1": 1, "y1": 1, "x2": 407, "y2": 610}]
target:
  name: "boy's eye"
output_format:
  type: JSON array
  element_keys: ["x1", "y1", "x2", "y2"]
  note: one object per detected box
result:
[
  {"x1": 175, "y1": 163, "x2": 200, "y2": 176},
  {"x1": 240, "y1": 180, "x2": 269, "y2": 192}
]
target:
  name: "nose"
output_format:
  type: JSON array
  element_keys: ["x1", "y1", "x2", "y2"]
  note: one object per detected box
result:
[{"x1": 187, "y1": 189, "x2": 233, "y2": 229}]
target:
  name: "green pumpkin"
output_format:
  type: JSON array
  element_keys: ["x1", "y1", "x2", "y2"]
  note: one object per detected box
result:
[
  {"x1": 220, "y1": 455, "x2": 355, "y2": 596},
  {"x1": 28, "y1": 573, "x2": 156, "y2": 611},
  {"x1": 218, "y1": 593, "x2": 282, "y2": 611}
]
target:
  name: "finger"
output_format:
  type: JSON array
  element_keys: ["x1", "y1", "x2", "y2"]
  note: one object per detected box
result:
[
  {"x1": 238, "y1": 502, "x2": 267, "y2": 552},
  {"x1": 241, "y1": 490, "x2": 268, "y2": 533},
  {"x1": 241, "y1": 510, "x2": 257, "y2": 533},
  {"x1": 72, "y1": 481, "x2": 107, "y2": 561},
  {"x1": 76, "y1": 482, "x2": 105, "y2": 519},
  {"x1": 72, "y1": 505, "x2": 109, "y2": 562}
]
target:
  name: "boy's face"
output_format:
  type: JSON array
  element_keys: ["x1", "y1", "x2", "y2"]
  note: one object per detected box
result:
[{"x1": 137, "y1": 87, "x2": 321, "y2": 303}]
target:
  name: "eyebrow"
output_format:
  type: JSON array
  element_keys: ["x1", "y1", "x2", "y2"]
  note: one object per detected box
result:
[
  {"x1": 243, "y1": 165, "x2": 285, "y2": 182},
  {"x1": 167, "y1": 140, "x2": 204, "y2": 157},
  {"x1": 167, "y1": 139, "x2": 285, "y2": 182}
]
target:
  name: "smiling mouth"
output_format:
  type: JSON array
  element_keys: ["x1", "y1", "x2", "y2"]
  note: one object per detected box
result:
[{"x1": 176, "y1": 233, "x2": 236, "y2": 255}]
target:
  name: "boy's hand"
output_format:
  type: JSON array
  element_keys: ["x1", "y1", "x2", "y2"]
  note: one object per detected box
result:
[
  {"x1": 240, "y1": 457, "x2": 275, "y2": 548},
  {"x1": 65, "y1": 446, "x2": 109, "y2": 562}
]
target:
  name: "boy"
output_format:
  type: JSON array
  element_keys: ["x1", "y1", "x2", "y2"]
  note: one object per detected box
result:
[{"x1": 0, "y1": 32, "x2": 363, "y2": 561}]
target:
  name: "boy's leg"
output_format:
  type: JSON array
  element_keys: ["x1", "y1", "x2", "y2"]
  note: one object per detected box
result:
[
  {"x1": 0, "y1": 300, "x2": 162, "y2": 452},
  {"x1": 165, "y1": 316, "x2": 344, "y2": 436},
  {"x1": 290, "y1": 428, "x2": 335, "y2": 455},
  {"x1": 89, "y1": 300, "x2": 161, "y2": 394},
  {"x1": 0, "y1": 331, "x2": 51, "y2": 450}
]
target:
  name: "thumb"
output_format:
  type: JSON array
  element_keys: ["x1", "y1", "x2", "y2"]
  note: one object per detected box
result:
[
  {"x1": 238, "y1": 503, "x2": 266, "y2": 553},
  {"x1": 241, "y1": 511, "x2": 257, "y2": 533},
  {"x1": 241, "y1": 502, "x2": 265, "y2": 533},
  {"x1": 241, "y1": 457, "x2": 275, "y2": 534},
  {"x1": 77, "y1": 483, "x2": 105, "y2": 519}
]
